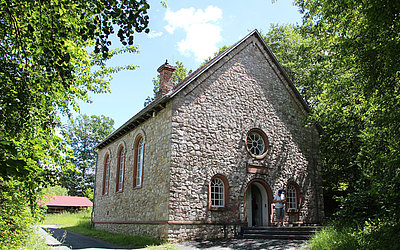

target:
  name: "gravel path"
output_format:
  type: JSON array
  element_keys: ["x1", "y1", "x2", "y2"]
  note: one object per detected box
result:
[{"x1": 40, "y1": 225, "x2": 309, "y2": 250}]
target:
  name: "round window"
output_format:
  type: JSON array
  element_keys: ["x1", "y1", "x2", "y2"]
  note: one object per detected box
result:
[{"x1": 246, "y1": 129, "x2": 269, "y2": 159}]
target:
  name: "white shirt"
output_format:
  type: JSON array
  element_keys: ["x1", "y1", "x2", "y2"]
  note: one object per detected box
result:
[{"x1": 274, "y1": 193, "x2": 285, "y2": 208}]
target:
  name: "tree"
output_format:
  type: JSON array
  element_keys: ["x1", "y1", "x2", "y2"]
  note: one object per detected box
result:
[
  {"x1": 261, "y1": 24, "x2": 355, "y2": 215},
  {"x1": 40, "y1": 185, "x2": 69, "y2": 197},
  {"x1": 261, "y1": 11, "x2": 399, "y2": 244},
  {"x1": 261, "y1": 24, "x2": 330, "y2": 107},
  {"x1": 0, "y1": 0, "x2": 150, "y2": 248},
  {"x1": 293, "y1": 0, "x2": 400, "y2": 222},
  {"x1": 1, "y1": 0, "x2": 150, "y2": 180},
  {"x1": 281, "y1": 2, "x2": 400, "y2": 247},
  {"x1": 144, "y1": 61, "x2": 192, "y2": 106},
  {"x1": 61, "y1": 114, "x2": 115, "y2": 197},
  {"x1": 203, "y1": 45, "x2": 230, "y2": 64}
]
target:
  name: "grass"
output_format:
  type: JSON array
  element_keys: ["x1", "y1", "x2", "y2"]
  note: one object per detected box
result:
[
  {"x1": 308, "y1": 224, "x2": 359, "y2": 250},
  {"x1": 24, "y1": 227, "x2": 50, "y2": 250},
  {"x1": 42, "y1": 209, "x2": 170, "y2": 248},
  {"x1": 308, "y1": 220, "x2": 400, "y2": 250}
]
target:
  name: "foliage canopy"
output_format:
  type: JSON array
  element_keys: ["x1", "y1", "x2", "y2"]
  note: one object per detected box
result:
[
  {"x1": 61, "y1": 114, "x2": 115, "y2": 197},
  {"x1": 262, "y1": 1, "x2": 400, "y2": 247},
  {"x1": 264, "y1": 1, "x2": 399, "y2": 226},
  {"x1": 0, "y1": 0, "x2": 150, "y2": 248}
]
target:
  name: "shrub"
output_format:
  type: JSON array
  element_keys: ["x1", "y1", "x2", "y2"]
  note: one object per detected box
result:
[
  {"x1": 309, "y1": 224, "x2": 359, "y2": 250},
  {"x1": 0, "y1": 178, "x2": 45, "y2": 249},
  {"x1": 309, "y1": 219, "x2": 400, "y2": 250}
]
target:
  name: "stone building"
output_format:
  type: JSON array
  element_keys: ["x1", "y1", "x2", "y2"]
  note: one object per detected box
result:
[{"x1": 92, "y1": 30, "x2": 324, "y2": 242}]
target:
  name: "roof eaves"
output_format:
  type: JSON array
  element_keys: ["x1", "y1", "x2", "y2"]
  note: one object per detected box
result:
[{"x1": 94, "y1": 95, "x2": 170, "y2": 149}]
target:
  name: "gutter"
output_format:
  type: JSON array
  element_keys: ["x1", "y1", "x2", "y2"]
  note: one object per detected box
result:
[{"x1": 95, "y1": 95, "x2": 170, "y2": 149}]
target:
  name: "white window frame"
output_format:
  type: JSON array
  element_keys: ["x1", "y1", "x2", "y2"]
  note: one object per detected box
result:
[
  {"x1": 211, "y1": 178, "x2": 225, "y2": 207},
  {"x1": 287, "y1": 185, "x2": 297, "y2": 210},
  {"x1": 135, "y1": 138, "x2": 144, "y2": 187},
  {"x1": 117, "y1": 149, "x2": 125, "y2": 192},
  {"x1": 103, "y1": 155, "x2": 110, "y2": 195}
]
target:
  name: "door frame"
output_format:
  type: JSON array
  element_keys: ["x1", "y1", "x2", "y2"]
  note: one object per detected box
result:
[{"x1": 244, "y1": 179, "x2": 273, "y2": 226}]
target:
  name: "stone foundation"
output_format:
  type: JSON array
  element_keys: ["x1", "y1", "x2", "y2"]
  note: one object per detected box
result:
[
  {"x1": 94, "y1": 222, "x2": 240, "y2": 242},
  {"x1": 94, "y1": 223, "x2": 169, "y2": 240}
]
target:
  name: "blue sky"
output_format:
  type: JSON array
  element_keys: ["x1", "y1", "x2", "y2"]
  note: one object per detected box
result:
[{"x1": 77, "y1": 0, "x2": 302, "y2": 129}]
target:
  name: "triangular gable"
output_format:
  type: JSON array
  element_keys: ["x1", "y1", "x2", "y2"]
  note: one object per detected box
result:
[
  {"x1": 95, "y1": 29, "x2": 312, "y2": 149},
  {"x1": 170, "y1": 29, "x2": 311, "y2": 112}
]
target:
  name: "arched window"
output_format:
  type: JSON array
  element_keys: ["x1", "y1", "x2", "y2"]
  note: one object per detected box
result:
[
  {"x1": 102, "y1": 154, "x2": 110, "y2": 195},
  {"x1": 245, "y1": 128, "x2": 269, "y2": 159},
  {"x1": 209, "y1": 175, "x2": 229, "y2": 210},
  {"x1": 211, "y1": 178, "x2": 224, "y2": 207},
  {"x1": 116, "y1": 146, "x2": 125, "y2": 192},
  {"x1": 286, "y1": 183, "x2": 300, "y2": 210},
  {"x1": 133, "y1": 135, "x2": 145, "y2": 188}
]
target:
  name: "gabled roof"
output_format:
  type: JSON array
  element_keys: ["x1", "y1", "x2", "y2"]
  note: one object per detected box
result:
[
  {"x1": 95, "y1": 29, "x2": 312, "y2": 149},
  {"x1": 45, "y1": 196, "x2": 93, "y2": 207}
]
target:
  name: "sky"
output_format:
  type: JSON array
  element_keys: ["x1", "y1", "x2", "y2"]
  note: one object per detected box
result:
[{"x1": 76, "y1": 0, "x2": 303, "y2": 129}]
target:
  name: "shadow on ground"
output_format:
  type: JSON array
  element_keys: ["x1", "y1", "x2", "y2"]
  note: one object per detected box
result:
[
  {"x1": 44, "y1": 227, "x2": 135, "y2": 249},
  {"x1": 43, "y1": 227, "x2": 308, "y2": 250},
  {"x1": 175, "y1": 238, "x2": 308, "y2": 250}
]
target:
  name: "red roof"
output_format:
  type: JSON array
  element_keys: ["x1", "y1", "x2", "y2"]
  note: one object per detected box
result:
[{"x1": 45, "y1": 196, "x2": 93, "y2": 207}]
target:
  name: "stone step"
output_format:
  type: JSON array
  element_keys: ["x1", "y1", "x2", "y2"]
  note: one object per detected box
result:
[
  {"x1": 244, "y1": 229, "x2": 316, "y2": 236},
  {"x1": 243, "y1": 233, "x2": 312, "y2": 240},
  {"x1": 243, "y1": 226, "x2": 320, "y2": 232},
  {"x1": 239, "y1": 226, "x2": 321, "y2": 240}
]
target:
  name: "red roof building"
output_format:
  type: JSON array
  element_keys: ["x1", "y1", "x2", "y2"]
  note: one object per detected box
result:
[{"x1": 45, "y1": 196, "x2": 92, "y2": 213}]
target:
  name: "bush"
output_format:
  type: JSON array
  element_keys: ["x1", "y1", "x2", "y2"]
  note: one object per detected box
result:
[
  {"x1": 0, "y1": 178, "x2": 45, "y2": 249},
  {"x1": 309, "y1": 219, "x2": 400, "y2": 250},
  {"x1": 309, "y1": 224, "x2": 360, "y2": 250},
  {"x1": 358, "y1": 219, "x2": 400, "y2": 250}
]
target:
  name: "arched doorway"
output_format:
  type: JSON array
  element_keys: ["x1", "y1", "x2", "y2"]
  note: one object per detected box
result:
[{"x1": 244, "y1": 179, "x2": 273, "y2": 227}]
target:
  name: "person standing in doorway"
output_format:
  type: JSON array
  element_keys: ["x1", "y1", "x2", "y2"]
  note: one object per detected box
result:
[{"x1": 273, "y1": 189, "x2": 286, "y2": 226}]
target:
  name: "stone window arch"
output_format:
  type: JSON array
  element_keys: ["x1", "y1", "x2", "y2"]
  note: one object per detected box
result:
[
  {"x1": 102, "y1": 153, "x2": 111, "y2": 195},
  {"x1": 209, "y1": 174, "x2": 229, "y2": 210},
  {"x1": 245, "y1": 128, "x2": 269, "y2": 159},
  {"x1": 133, "y1": 134, "x2": 145, "y2": 188},
  {"x1": 116, "y1": 144, "x2": 126, "y2": 192},
  {"x1": 286, "y1": 182, "x2": 300, "y2": 211}
]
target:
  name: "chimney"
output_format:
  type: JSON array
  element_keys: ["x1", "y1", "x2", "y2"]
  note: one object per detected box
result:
[{"x1": 156, "y1": 60, "x2": 176, "y2": 98}]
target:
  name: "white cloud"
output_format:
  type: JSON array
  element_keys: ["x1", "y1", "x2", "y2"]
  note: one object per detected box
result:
[
  {"x1": 147, "y1": 30, "x2": 163, "y2": 39},
  {"x1": 164, "y1": 6, "x2": 222, "y2": 62}
]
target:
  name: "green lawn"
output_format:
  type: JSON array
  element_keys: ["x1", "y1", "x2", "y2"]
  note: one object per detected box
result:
[{"x1": 42, "y1": 209, "x2": 172, "y2": 249}]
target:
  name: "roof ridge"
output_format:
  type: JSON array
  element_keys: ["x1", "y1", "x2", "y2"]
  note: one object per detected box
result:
[
  {"x1": 94, "y1": 29, "x2": 317, "y2": 149},
  {"x1": 170, "y1": 29, "x2": 258, "y2": 97}
]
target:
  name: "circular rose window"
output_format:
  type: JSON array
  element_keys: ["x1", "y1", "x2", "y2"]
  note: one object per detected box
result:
[{"x1": 246, "y1": 129, "x2": 269, "y2": 159}]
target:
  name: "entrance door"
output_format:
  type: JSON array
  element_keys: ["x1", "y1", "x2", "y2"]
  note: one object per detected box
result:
[{"x1": 246, "y1": 182, "x2": 269, "y2": 227}]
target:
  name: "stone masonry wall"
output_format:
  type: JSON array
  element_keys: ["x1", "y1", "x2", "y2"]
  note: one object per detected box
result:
[
  {"x1": 168, "y1": 35, "x2": 324, "y2": 240},
  {"x1": 93, "y1": 103, "x2": 172, "y2": 239}
]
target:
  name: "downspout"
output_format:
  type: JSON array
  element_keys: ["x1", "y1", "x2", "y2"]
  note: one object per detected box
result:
[{"x1": 91, "y1": 151, "x2": 99, "y2": 227}]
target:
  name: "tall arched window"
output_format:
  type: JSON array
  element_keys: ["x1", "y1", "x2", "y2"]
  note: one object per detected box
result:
[
  {"x1": 102, "y1": 154, "x2": 110, "y2": 195},
  {"x1": 209, "y1": 174, "x2": 229, "y2": 210},
  {"x1": 116, "y1": 146, "x2": 125, "y2": 192},
  {"x1": 133, "y1": 135, "x2": 145, "y2": 188},
  {"x1": 286, "y1": 182, "x2": 300, "y2": 210}
]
